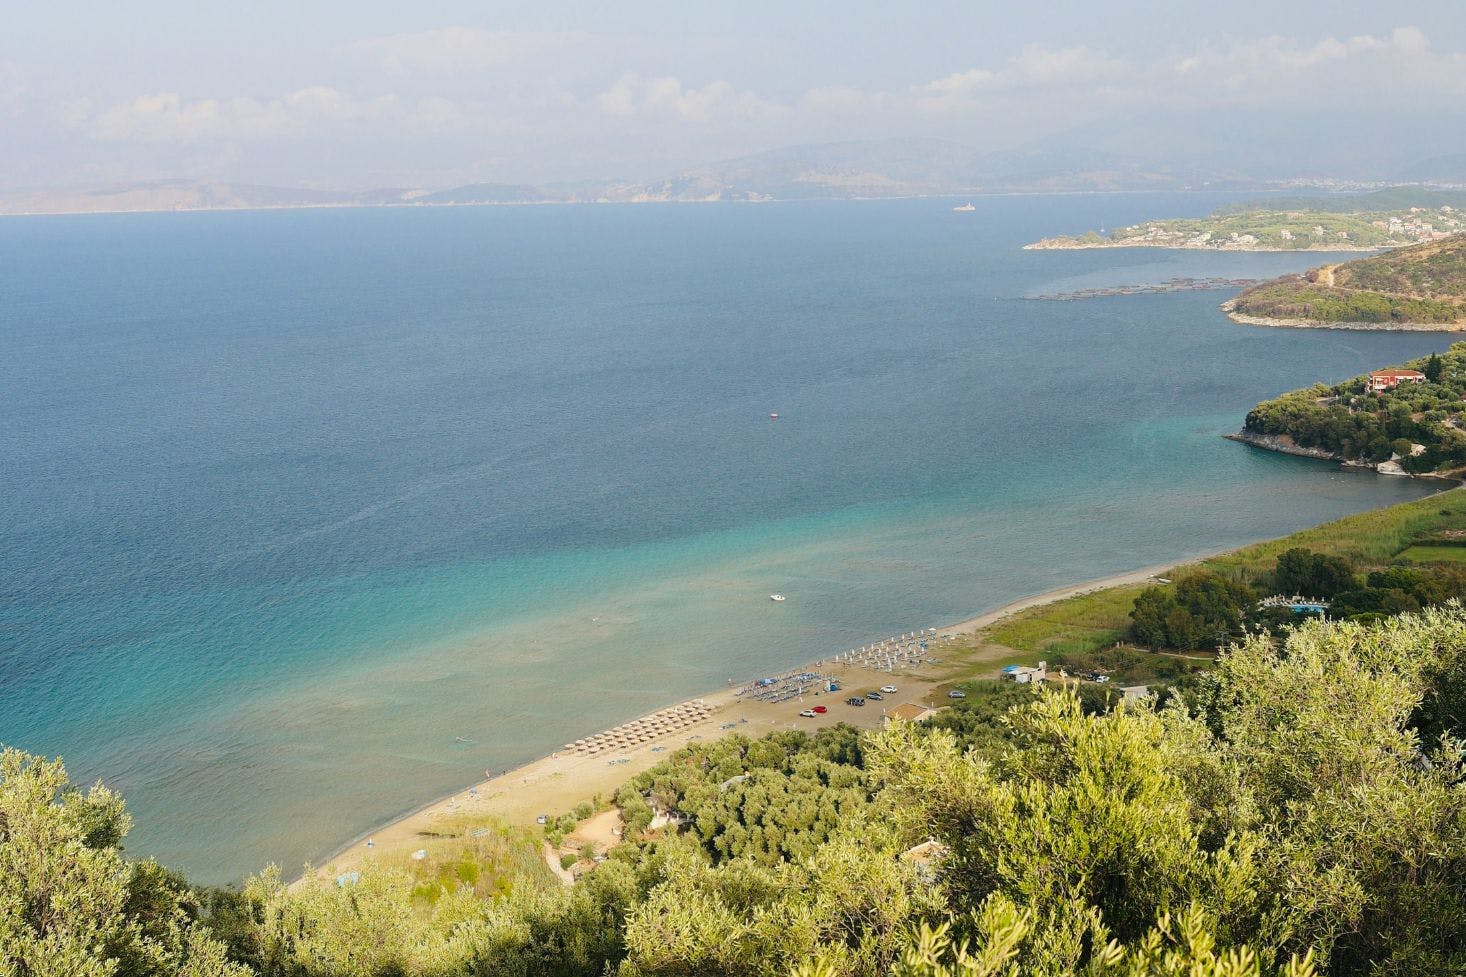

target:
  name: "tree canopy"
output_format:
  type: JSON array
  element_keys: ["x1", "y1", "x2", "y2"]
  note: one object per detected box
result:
[{"x1": 11, "y1": 608, "x2": 1466, "y2": 976}]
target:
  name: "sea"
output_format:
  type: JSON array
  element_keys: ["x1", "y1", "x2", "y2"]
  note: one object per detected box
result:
[{"x1": 0, "y1": 193, "x2": 1451, "y2": 882}]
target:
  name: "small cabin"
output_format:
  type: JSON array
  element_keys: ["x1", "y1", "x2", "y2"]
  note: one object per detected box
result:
[{"x1": 1001, "y1": 661, "x2": 1048, "y2": 684}]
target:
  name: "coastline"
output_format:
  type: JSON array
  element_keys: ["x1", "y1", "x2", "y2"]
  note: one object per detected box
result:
[
  {"x1": 308, "y1": 561, "x2": 1178, "y2": 882},
  {"x1": 1220, "y1": 303, "x2": 1465, "y2": 332},
  {"x1": 1223, "y1": 430, "x2": 1341, "y2": 462},
  {"x1": 1023, "y1": 240, "x2": 1385, "y2": 253},
  {"x1": 1225, "y1": 431, "x2": 1464, "y2": 485}
]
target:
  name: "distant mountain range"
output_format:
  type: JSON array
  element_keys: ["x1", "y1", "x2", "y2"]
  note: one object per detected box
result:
[{"x1": 1, "y1": 137, "x2": 1459, "y2": 216}]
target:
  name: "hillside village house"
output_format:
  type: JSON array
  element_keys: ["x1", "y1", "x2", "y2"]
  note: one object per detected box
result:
[{"x1": 1369, "y1": 369, "x2": 1426, "y2": 392}]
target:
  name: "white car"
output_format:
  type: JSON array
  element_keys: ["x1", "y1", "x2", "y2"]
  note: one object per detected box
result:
[
  {"x1": 799, "y1": 709, "x2": 817, "y2": 718},
  {"x1": 880, "y1": 685, "x2": 898, "y2": 694},
  {"x1": 948, "y1": 689, "x2": 967, "y2": 699}
]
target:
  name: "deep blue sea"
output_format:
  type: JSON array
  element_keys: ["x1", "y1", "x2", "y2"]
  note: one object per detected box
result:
[{"x1": 0, "y1": 194, "x2": 1451, "y2": 881}]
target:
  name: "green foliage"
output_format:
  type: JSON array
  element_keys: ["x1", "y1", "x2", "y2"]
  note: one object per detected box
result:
[
  {"x1": 18, "y1": 585, "x2": 1466, "y2": 977},
  {"x1": 873, "y1": 608, "x2": 1466, "y2": 976},
  {"x1": 616, "y1": 726, "x2": 871, "y2": 866},
  {"x1": 1271, "y1": 548, "x2": 1356, "y2": 599},
  {"x1": 236, "y1": 856, "x2": 640, "y2": 977},
  {"x1": 1231, "y1": 236, "x2": 1466, "y2": 325},
  {"x1": 1046, "y1": 201, "x2": 1466, "y2": 252},
  {"x1": 985, "y1": 584, "x2": 1150, "y2": 657},
  {"x1": 0, "y1": 749, "x2": 247, "y2": 977},
  {"x1": 1232, "y1": 282, "x2": 1458, "y2": 323},
  {"x1": 1242, "y1": 343, "x2": 1466, "y2": 472},
  {"x1": 801, "y1": 901, "x2": 1318, "y2": 977},
  {"x1": 1333, "y1": 236, "x2": 1466, "y2": 296},
  {"x1": 1425, "y1": 352, "x2": 1444, "y2": 383},
  {"x1": 621, "y1": 819, "x2": 938, "y2": 977},
  {"x1": 926, "y1": 682, "x2": 1049, "y2": 756},
  {"x1": 1130, "y1": 572, "x2": 1255, "y2": 650}
]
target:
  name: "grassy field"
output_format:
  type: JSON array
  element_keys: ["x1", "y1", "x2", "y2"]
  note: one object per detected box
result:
[
  {"x1": 971, "y1": 486, "x2": 1466, "y2": 665},
  {"x1": 1398, "y1": 544, "x2": 1466, "y2": 564},
  {"x1": 984, "y1": 584, "x2": 1150, "y2": 657},
  {"x1": 1202, "y1": 487, "x2": 1466, "y2": 577}
]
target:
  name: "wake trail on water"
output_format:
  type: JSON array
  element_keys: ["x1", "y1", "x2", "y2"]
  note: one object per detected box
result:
[
  {"x1": 216, "y1": 397, "x2": 778, "y2": 567},
  {"x1": 214, "y1": 357, "x2": 903, "y2": 571}
]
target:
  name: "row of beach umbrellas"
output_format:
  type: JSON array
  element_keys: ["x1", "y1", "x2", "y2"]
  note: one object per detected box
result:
[{"x1": 564, "y1": 699, "x2": 713, "y2": 756}]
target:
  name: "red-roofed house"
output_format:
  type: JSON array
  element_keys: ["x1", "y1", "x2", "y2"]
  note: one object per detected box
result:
[{"x1": 1369, "y1": 369, "x2": 1426, "y2": 392}]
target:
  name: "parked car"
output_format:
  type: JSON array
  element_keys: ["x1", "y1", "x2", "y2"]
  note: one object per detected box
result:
[
  {"x1": 880, "y1": 685, "x2": 898, "y2": 694},
  {"x1": 948, "y1": 689, "x2": 967, "y2": 699},
  {"x1": 536, "y1": 814, "x2": 548, "y2": 825},
  {"x1": 846, "y1": 696, "x2": 865, "y2": 706},
  {"x1": 812, "y1": 705, "x2": 828, "y2": 714},
  {"x1": 865, "y1": 691, "x2": 883, "y2": 701},
  {"x1": 799, "y1": 709, "x2": 816, "y2": 718}
]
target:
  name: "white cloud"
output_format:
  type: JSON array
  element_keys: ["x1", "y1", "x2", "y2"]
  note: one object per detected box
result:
[
  {"x1": 1168, "y1": 24, "x2": 1465, "y2": 98},
  {"x1": 87, "y1": 87, "x2": 470, "y2": 142},
  {"x1": 909, "y1": 45, "x2": 1129, "y2": 114},
  {"x1": 50, "y1": 23, "x2": 1466, "y2": 186},
  {"x1": 596, "y1": 73, "x2": 779, "y2": 123}
]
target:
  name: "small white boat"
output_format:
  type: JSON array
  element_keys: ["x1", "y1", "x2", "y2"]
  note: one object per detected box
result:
[
  {"x1": 770, "y1": 594, "x2": 786, "y2": 602},
  {"x1": 953, "y1": 203, "x2": 975, "y2": 212},
  {"x1": 770, "y1": 412, "x2": 779, "y2": 419}
]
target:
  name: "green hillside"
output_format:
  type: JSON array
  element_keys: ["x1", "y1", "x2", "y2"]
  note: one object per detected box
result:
[
  {"x1": 1228, "y1": 235, "x2": 1466, "y2": 325},
  {"x1": 15, "y1": 595, "x2": 1466, "y2": 975},
  {"x1": 1241, "y1": 342, "x2": 1466, "y2": 472}
]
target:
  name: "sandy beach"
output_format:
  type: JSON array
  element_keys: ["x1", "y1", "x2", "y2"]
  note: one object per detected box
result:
[{"x1": 312, "y1": 560, "x2": 1182, "y2": 881}]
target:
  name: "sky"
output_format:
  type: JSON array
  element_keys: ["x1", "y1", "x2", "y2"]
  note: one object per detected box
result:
[{"x1": 2, "y1": 1, "x2": 1465, "y2": 189}]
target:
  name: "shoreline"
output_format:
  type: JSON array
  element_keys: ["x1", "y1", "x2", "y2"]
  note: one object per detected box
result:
[
  {"x1": 1225, "y1": 431, "x2": 1463, "y2": 485},
  {"x1": 1023, "y1": 240, "x2": 1386, "y2": 253},
  {"x1": 306, "y1": 560, "x2": 1183, "y2": 882},
  {"x1": 1221, "y1": 304, "x2": 1465, "y2": 332}
]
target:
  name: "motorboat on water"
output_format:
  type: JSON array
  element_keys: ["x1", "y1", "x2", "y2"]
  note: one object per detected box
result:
[
  {"x1": 952, "y1": 203, "x2": 976, "y2": 212},
  {"x1": 770, "y1": 594, "x2": 786, "y2": 602}
]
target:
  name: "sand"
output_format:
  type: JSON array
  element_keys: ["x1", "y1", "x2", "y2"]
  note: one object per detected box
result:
[{"x1": 311, "y1": 561, "x2": 1178, "y2": 882}]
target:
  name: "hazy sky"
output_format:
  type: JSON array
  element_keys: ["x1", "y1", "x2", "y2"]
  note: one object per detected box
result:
[{"x1": 3, "y1": 1, "x2": 1465, "y2": 189}]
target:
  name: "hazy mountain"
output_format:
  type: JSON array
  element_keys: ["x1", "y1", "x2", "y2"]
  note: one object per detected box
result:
[
  {"x1": 603, "y1": 138, "x2": 1202, "y2": 201},
  {"x1": 1400, "y1": 154, "x2": 1466, "y2": 186},
  {"x1": 1038, "y1": 107, "x2": 1466, "y2": 183},
  {"x1": 0, "y1": 135, "x2": 1423, "y2": 216}
]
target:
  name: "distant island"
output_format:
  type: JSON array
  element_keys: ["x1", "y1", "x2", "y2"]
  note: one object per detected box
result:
[
  {"x1": 0, "y1": 137, "x2": 1313, "y2": 217},
  {"x1": 1025, "y1": 187, "x2": 1466, "y2": 252},
  {"x1": 1233, "y1": 343, "x2": 1466, "y2": 475},
  {"x1": 1223, "y1": 234, "x2": 1466, "y2": 329}
]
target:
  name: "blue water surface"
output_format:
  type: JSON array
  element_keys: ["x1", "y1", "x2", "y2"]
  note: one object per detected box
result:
[{"x1": 0, "y1": 194, "x2": 1450, "y2": 880}]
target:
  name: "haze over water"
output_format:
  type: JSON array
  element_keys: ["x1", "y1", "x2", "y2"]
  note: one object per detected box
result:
[{"x1": 0, "y1": 193, "x2": 1448, "y2": 881}]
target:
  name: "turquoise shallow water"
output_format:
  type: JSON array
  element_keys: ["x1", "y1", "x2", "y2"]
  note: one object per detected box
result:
[{"x1": 0, "y1": 194, "x2": 1450, "y2": 881}]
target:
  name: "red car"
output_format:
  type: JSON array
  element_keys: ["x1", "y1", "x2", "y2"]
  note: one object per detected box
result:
[{"x1": 812, "y1": 705, "x2": 828, "y2": 714}]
